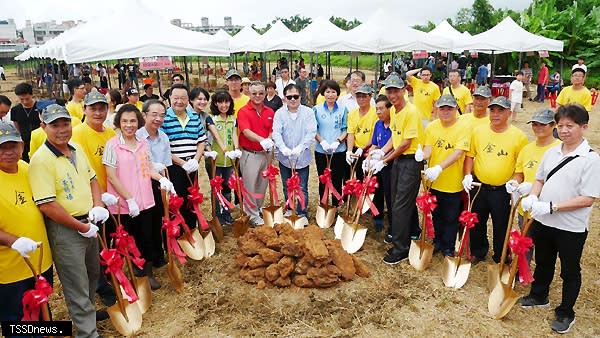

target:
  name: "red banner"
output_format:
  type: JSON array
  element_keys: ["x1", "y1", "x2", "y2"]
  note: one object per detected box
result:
[
  {"x1": 139, "y1": 56, "x2": 174, "y2": 71},
  {"x1": 412, "y1": 50, "x2": 429, "y2": 59}
]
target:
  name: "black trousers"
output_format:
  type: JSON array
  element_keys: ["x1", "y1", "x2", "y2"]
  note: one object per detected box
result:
[
  {"x1": 151, "y1": 180, "x2": 166, "y2": 263},
  {"x1": 390, "y1": 157, "x2": 424, "y2": 256},
  {"x1": 469, "y1": 184, "x2": 511, "y2": 262},
  {"x1": 167, "y1": 164, "x2": 197, "y2": 230},
  {"x1": 431, "y1": 189, "x2": 462, "y2": 255},
  {"x1": 119, "y1": 208, "x2": 157, "y2": 263},
  {"x1": 373, "y1": 159, "x2": 393, "y2": 225},
  {"x1": 530, "y1": 221, "x2": 588, "y2": 318},
  {"x1": 315, "y1": 151, "x2": 348, "y2": 206}
]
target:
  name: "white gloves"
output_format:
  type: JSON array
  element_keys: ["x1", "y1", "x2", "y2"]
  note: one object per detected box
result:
[
  {"x1": 159, "y1": 177, "x2": 175, "y2": 194},
  {"x1": 225, "y1": 149, "x2": 242, "y2": 159},
  {"x1": 152, "y1": 162, "x2": 166, "y2": 173},
  {"x1": 88, "y1": 206, "x2": 109, "y2": 223},
  {"x1": 346, "y1": 152, "x2": 355, "y2": 165},
  {"x1": 414, "y1": 144, "x2": 424, "y2": 162},
  {"x1": 11, "y1": 237, "x2": 40, "y2": 257},
  {"x1": 280, "y1": 147, "x2": 292, "y2": 157},
  {"x1": 182, "y1": 158, "x2": 199, "y2": 173},
  {"x1": 505, "y1": 179, "x2": 519, "y2": 194},
  {"x1": 126, "y1": 199, "x2": 140, "y2": 218},
  {"x1": 329, "y1": 141, "x2": 340, "y2": 152},
  {"x1": 290, "y1": 145, "x2": 303, "y2": 156},
  {"x1": 320, "y1": 140, "x2": 330, "y2": 152},
  {"x1": 78, "y1": 223, "x2": 99, "y2": 238},
  {"x1": 424, "y1": 165, "x2": 443, "y2": 182},
  {"x1": 260, "y1": 138, "x2": 275, "y2": 151},
  {"x1": 521, "y1": 195, "x2": 538, "y2": 211},
  {"x1": 531, "y1": 201, "x2": 551, "y2": 218},
  {"x1": 354, "y1": 148, "x2": 363, "y2": 158},
  {"x1": 204, "y1": 151, "x2": 218, "y2": 159},
  {"x1": 371, "y1": 160, "x2": 386, "y2": 174},
  {"x1": 462, "y1": 174, "x2": 473, "y2": 191},
  {"x1": 101, "y1": 192, "x2": 118, "y2": 207},
  {"x1": 369, "y1": 149, "x2": 385, "y2": 160},
  {"x1": 517, "y1": 182, "x2": 533, "y2": 196}
]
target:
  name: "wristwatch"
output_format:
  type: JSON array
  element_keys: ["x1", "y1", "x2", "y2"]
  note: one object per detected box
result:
[{"x1": 551, "y1": 202, "x2": 559, "y2": 214}]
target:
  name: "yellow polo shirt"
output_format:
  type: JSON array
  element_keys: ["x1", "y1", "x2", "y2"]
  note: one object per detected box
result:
[
  {"x1": 467, "y1": 125, "x2": 528, "y2": 186},
  {"x1": 233, "y1": 94, "x2": 250, "y2": 116},
  {"x1": 347, "y1": 106, "x2": 378, "y2": 148},
  {"x1": 425, "y1": 119, "x2": 471, "y2": 193},
  {"x1": 29, "y1": 142, "x2": 96, "y2": 216},
  {"x1": 409, "y1": 77, "x2": 441, "y2": 120},
  {"x1": 28, "y1": 127, "x2": 47, "y2": 160},
  {"x1": 66, "y1": 100, "x2": 85, "y2": 125},
  {"x1": 71, "y1": 122, "x2": 117, "y2": 191},
  {"x1": 556, "y1": 86, "x2": 592, "y2": 112},
  {"x1": 443, "y1": 85, "x2": 473, "y2": 114},
  {"x1": 459, "y1": 113, "x2": 490, "y2": 131},
  {"x1": 0, "y1": 161, "x2": 53, "y2": 283},
  {"x1": 390, "y1": 102, "x2": 424, "y2": 154}
]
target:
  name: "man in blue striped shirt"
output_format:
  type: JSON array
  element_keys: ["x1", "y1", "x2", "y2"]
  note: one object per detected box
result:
[{"x1": 161, "y1": 84, "x2": 207, "y2": 229}]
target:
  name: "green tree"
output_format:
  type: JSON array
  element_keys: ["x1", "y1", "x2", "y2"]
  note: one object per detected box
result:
[
  {"x1": 450, "y1": 8, "x2": 474, "y2": 32},
  {"x1": 252, "y1": 23, "x2": 271, "y2": 34},
  {"x1": 276, "y1": 15, "x2": 312, "y2": 32},
  {"x1": 471, "y1": 0, "x2": 495, "y2": 33},
  {"x1": 413, "y1": 21, "x2": 436, "y2": 32},
  {"x1": 329, "y1": 16, "x2": 361, "y2": 30}
]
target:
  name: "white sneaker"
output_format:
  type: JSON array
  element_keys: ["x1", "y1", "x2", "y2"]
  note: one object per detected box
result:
[
  {"x1": 250, "y1": 216, "x2": 264, "y2": 226},
  {"x1": 284, "y1": 210, "x2": 292, "y2": 217}
]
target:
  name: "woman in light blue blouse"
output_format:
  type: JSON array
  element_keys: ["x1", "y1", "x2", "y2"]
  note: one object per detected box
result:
[{"x1": 313, "y1": 80, "x2": 348, "y2": 206}]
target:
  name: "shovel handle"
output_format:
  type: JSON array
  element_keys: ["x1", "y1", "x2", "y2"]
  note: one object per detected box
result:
[
  {"x1": 498, "y1": 196, "x2": 523, "y2": 275},
  {"x1": 466, "y1": 182, "x2": 482, "y2": 211}
]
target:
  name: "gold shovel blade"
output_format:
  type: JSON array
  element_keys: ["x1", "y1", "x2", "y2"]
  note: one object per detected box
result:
[
  {"x1": 177, "y1": 228, "x2": 205, "y2": 260},
  {"x1": 120, "y1": 278, "x2": 152, "y2": 314},
  {"x1": 284, "y1": 215, "x2": 309, "y2": 230},
  {"x1": 334, "y1": 215, "x2": 347, "y2": 239},
  {"x1": 232, "y1": 215, "x2": 250, "y2": 237},
  {"x1": 408, "y1": 240, "x2": 434, "y2": 271},
  {"x1": 202, "y1": 230, "x2": 216, "y2": 257},
  {"x1": 315, "y1": 204, "x2": 336, "y2": 229},
  {"x1": 166, "y1": 261, "x2": 184, "y2": 293},
  {"x1": 107, "y1": 299, "x2": 143, "y2": 337},
  {"x1": 340, "y1": 223, "x2": 367, "y2": 254},
  {"x1": 488, "y1": 282, "x2": 520, "y2": 319},
  {"x1": 262, "y1": 206, "x2": 284, "y2": 228},
  {"x1": 442, "y1": 256, "x2": 472, "y2": 288},
  {"x1": 487, "y1": 263, "x2": 511, "y2": 292},
  {"x1": 209, "y1": 217, "x2": 224, "y2": 243}
]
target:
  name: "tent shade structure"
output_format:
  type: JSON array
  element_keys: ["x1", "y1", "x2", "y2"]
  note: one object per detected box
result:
[
  {"x1": 229, "y1": 26, "x2": 263, "y2": 53},
  {"x1": 428, "y1": 20, "x2": 473, "y2": 52},
  {"x1": 460, "y1": 17, "x2": 563, "y2": 53},
  {"x1": 262, "y1": 21, "x2": 297, "y2": 51},
  {"x1": 269, "y1": 17, "x2": 363, "y2": 52}
]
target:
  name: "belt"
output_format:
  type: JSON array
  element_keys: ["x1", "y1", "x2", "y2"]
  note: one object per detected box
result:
[
  {"x1": 474, "y1": 177, "x2": 504, "y2": 191},
  {"x1": 74, "y1": 214, "x2": 89, "y2": 222},
  {"x1": 242, "y1": 148, "x2": 267, "y2": 154},
  {"x1": 397, "y1": 154, "x2": 415, "y2": 159}
]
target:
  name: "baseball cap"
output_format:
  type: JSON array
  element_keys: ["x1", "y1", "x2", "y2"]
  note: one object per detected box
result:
[
  {"x1": 84, "y1": 91, "x2": 108, "y2": 106},
  {"x1": 0, "y1": 122, "x2": 22, "y2": 144},
  {"x1": 473, "y1": 86, "x2": 491, "y2": 98},
  {"x1": 528, "y1": 108, "x2": 555, "y2": 124},
  {"x1": 571, "y1": 65, "x2": 586, "y2": 74},
  {"x1": 126, "y1": 88, "x2": 139, "y2": 96},
  {"x1": 225, "y1": 69, "x2": 241, "y2": 80},
  {"x1": 436, "y1": 94, "x2": 458, "y2": 108},
  {"x1": 241, "y1": 77, "x2": 251, "y2": 84},
  {"x1": 382, "y1": 72, "x2": 405, "y2": 89},
  {"x1": 42, "y1": 104, "x2": 71, "y2": 124},
  {"x1": 355, "y1": 84, "x2": 373, "y2": 95},
  {"x1": 488, "y1": 96, "x2": 510, "y2": 109}
]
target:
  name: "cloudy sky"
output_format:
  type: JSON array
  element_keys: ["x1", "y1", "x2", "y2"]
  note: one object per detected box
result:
[{"x1": 5, "y1": 0, "x2": 532, "y2": 29}]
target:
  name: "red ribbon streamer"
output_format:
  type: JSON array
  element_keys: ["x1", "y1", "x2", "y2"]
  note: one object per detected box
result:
[
  {"x1": 285, "y1": 173, "x2": 305, "y2": 212},
  {"x1": 162, "y1": 217, "x2": 187, "y2": 264},
  {"x1": 457, "y1": 210, "x2": 479, "y2": 256},
  {"x1": 21, "y1": 276, "x2": 52, "y2": 321},
  {"x1": 342, "y1": 178, "x2": 360, "y2": 198},
  {"x1": 508, "y1": 229, "x2": 534, "y2": 285},
  {"x1": 228, "y1": 174, "x2": 263, "y2": 209},
  {"x1": 262, "y1": 165, "x2": 281, "y2": 206},
  {"x1": 416, "y1": 191, "x2": 437, "y2": 240},
  {"x1": 99, "y1": 248, "x2": 139, "y2": 303},
  {"x1": 360, "y1": 176, "x2": 379, "y2": 216},
  {"x1": 169, "y1": 194, "x2": 195, "y2": 243},
  {"x1": 210, "y1": 176, "x2": 234, "y2": 211},
  {"x1": 111, "y1": 224, "x2": 146, "y2": 269},
  {"x1": 319, "y1": 168, "x2": 342, "y2": 205},
  {"x1": 187, "y1": 181, "x2": 210, "y2": 231}
]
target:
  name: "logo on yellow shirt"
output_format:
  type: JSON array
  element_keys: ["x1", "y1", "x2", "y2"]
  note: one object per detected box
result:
[
  {"x1": 497, "y1": 149, "x2": 508, "y2": 157},
  {"x1": 62, "y1": 173, "x2": 75, "y2": 200},
  {"x1": 525, "y1": 160, "x2": 537, "y2": 169},
  {"x1": 94, "y1": 145, "x2": 104, "y2": 156},
  {"x1": 484, "y1": 143, "x2": 496, "y2": 153},
  {"x1": 15, "y1": 191, "x2": 27, "y2": 205}
]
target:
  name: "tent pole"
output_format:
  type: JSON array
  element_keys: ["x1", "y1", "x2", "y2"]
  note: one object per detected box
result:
[
  {"x1": 156, "y1": 70, "x2": 163, "y2": 100},
  {"x1": 492, "y1": 51, "x2": 496, "y2": 81},
  {"x1": 518, "y1": 52, "x2": 522, "y2": 71},
  {"x1": 57, "y1": 60, "x2": 63, "y2": 97},
  {"x1": 348, "y1": 52, "x2": 352, "y2": 74},
  {"x1": 105, "y1": 61, "x2": 112, "y2": 91},
  {"x1": 261, "y1": 52, "x2": 267, "y2": 82},
  {"x1": 183, "y1": 56, "x2": 190, "y2": 88}
]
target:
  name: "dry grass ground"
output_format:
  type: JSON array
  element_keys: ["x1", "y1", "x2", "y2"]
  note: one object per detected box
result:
[{"x1": 2, "y1": 68, "x2": 599, "y2": 337}]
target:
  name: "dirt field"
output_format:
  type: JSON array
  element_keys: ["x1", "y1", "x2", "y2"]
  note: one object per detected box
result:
[{"x1": 2, "y1": 67, "x2": 599, "y2": 338}]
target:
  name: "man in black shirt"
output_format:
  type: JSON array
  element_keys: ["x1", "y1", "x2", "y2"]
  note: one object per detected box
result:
[
  {"x1": 127, "y1": 58, "x2": 139, "y2": 90},
  {"x1": 10, "y1": 83, "x2": 41, "y2": 162},
  {"x1": 140, "y1": 84, "x2": 160, "y2": 102},
  {"x1": 114, "y1": 60, "x2": 127, "y2": 89}
]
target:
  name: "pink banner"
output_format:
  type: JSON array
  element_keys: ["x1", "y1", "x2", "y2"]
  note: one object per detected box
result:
[
  {"x1": 412, "y1": 50, "x2": 428, "y2": 59},
  {"x1": 139, "y1": 56, "x2": 174, "y2": 71}
]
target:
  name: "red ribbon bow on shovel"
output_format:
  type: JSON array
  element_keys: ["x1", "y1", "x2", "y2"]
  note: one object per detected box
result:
[
  {"x1": 111, "y1": 224, "x2": 146, "y2": 269},
  {"x1": 228, "y1": 174, "x2": 263, "y2": 209},
  {"x1": 21, "y1": 276, "x2": 52, "y2": 321},
  {"x1": 210, "y1": 176, "x2": 234, "y2": 211},
  {"x1": 342, "y1": 178, "x2": 360, "y2": 198},
  {"x1": 187, "y1": 182, "x2": 210, "y2": 231},
  {"x1": 262, "y1": 165, "x2": 281, "y2": 206},
  {"x1": 99, "y1": 248, "x2": 138, "y2": 303},
  {"x1": 508, "y1": 229, "x2": 534, "y2": 285},
  {"x1": 169, "y1": 194, "x2": 195, "y2": 243},
  {"x1": 416, "y1": 191, "x2": 438, "y2": 240},
  {"x1": 162, "y1": 217, "x2": 187, "y2": 264},
  {"x1": 319, "y1": 168, "x2": 342, "y2": 205},
  {"x1": 285, "y1": 172, "x2": 305, "y2": 212},
  {"x1": 457, "y1": 210, "x2": 479, "y2": 257},
  {"x1": 360, "y1": 176, "x2": 379, "y2": 216}
]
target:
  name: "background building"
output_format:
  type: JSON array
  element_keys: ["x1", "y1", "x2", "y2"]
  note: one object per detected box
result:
[{"x1": 171, "y1": 16, "x2": 241, "y2": 34}]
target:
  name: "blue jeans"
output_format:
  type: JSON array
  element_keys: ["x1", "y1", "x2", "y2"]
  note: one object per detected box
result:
[
  {"x1": 536, "y1": 84, "x2": 546, "y2": 102},
  {"x1": 279, "y1": 164, "x2": 309, "y2": 217}
]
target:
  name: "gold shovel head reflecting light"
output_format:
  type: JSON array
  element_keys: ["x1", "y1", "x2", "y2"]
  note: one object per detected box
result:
[
  {"x1": 340, "y1": 222, "x2": 367, "y2": 254},
  {"x1": 177, "y1": 228, "x2": 205, "y2": 260},
  {"x1": 316, "y1": 203, "x2": 337, "y2": 228}
]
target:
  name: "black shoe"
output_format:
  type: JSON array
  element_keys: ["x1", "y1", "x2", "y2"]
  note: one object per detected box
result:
[
  {"x1": 519, "y1": 295, "x2": 550, "y2": 308},
  {"x1": 97, "y1": 286, "x2": 116, "y2": 307},
  {"x1": 551, "y1": 316, "x2": 576, "y2": 334},
  {"x1": 153, "y1": 257, "x2": 167, "y2": 268},
  {"x1": 133, "y1": 266, "x2": 144, "y2": 277},
  {"x1": 383, "y1": 234, "x2": 392, "y2": 244},
  {"x1": 383, "y1": 252, "x2": 408, "y2": 265},
  {"x1": 96, "y1": 310, "x2": 109, "y2": 321}
]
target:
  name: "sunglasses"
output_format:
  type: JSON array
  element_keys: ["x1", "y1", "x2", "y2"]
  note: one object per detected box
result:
[{"x1": 285, "y1": 95, "x2": 300, "y2": 100}]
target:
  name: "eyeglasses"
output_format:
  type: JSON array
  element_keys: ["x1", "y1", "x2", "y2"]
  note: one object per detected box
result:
[
  {"x1": 285, "y1": 95, "x2": 300, "y2": 100},
  {"x1": 146, "y1": 112, "x2": 166, "y2": 119}
]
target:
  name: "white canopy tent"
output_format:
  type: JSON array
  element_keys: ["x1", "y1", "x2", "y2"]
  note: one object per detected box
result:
[
  {"x1": 229, "y1": 26, "x2": 263, "y2": 53},
  {"x1": 268, "y1": 17, "x2": 362, "y2": 52},
  {"x1": 427, "y1": 20, "x2": 474, "y2": 52},
  {"x1": 460, "y1": 17, "x2": 563, "y2": 53},
  {"x1": 261, "y1": 21, "x2": 297, "y2": 51}
]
